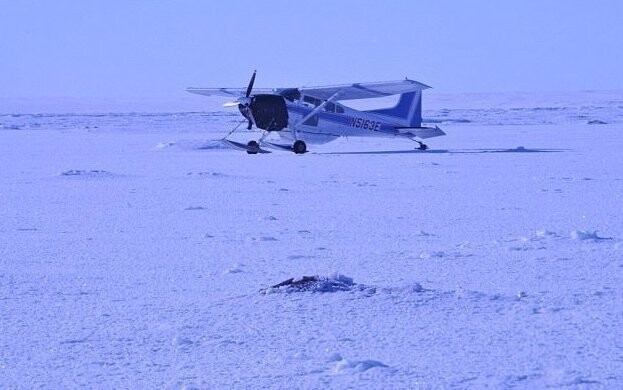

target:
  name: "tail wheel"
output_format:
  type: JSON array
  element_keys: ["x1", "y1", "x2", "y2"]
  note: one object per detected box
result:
[{"x1": 293, "y1": 140, "x2": 307, "y2": 154}]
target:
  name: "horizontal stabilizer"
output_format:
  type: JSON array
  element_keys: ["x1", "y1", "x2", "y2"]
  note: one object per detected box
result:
[{"x1": 396, "y1": 126, "x2": 446, "y2": 139}]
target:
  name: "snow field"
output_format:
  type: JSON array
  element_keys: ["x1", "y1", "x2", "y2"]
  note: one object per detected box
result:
[{"x1": 1, "y1": 93, "x2": 622, "y2": 387}]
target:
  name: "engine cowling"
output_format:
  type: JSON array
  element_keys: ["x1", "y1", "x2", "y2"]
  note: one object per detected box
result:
[{"x1": 239, "y1": 94, "x2": 288, "y2": 131}]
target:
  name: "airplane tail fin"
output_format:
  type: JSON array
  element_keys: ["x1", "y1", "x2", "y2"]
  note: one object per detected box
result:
[{"x1": 364, "y1": 91, "x2": 423, "y2": 127}]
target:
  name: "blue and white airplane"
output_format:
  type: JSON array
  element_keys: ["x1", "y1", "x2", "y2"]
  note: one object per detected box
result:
[{"x1": 187, "y1": 71, "x2": 445, "y2": 154}]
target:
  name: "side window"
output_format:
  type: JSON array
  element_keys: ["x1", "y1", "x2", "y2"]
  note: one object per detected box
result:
[
  {"x1": 336, "y1": 105, "x2": 345, "y2": 114},
  {"x1": 324, "y1": 102, "x2": 335, "y2": 113},
  {"x1": 303, "y1": 96, "x2": 321, "y2": 107}
]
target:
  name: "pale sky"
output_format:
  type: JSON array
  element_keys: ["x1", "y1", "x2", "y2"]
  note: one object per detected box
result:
[{"x1": 1, "y1": 0, "x2": 622, "y2": 98}]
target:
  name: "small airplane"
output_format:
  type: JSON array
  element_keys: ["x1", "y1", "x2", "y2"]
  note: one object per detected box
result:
[{"x1": 187, "y1": 71, "x2": 445, "y2": 154}]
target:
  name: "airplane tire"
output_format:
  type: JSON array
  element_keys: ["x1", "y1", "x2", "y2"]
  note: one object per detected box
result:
[
  {"x1": 293, "y1": 140, "x2": 307, "y2": 154},
  {"x1": 246, "y1": 140, "x2": 259, "y2": 154}
]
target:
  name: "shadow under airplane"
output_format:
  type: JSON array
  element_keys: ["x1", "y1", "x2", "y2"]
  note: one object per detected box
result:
[{"x1": 318, "y1": 147, "x2": 568, "y2": 155}]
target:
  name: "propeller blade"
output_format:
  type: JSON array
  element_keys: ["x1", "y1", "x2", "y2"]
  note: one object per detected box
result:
[
  {"x1": 223, "y1": 102, "x2": 240, "y2": 107},
  {"x1": 245, "y1": 70, "x2": 256, "y2": 98}
]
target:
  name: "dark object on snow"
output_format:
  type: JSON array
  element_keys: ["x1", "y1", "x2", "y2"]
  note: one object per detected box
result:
[
  {"x1": 271, "y1": 275, "x2": 319, "y2": 289},
  {"x1": 262, "y1": 274, "x2": 357, "y2": 294},
  {"x1": 587, "y1": 119, "x2": 607, "y2": 125}
]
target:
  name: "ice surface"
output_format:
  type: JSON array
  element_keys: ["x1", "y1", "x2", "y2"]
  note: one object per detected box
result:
[{"x1": 1, "y1": 91, "x2": 622, "y2": 388}]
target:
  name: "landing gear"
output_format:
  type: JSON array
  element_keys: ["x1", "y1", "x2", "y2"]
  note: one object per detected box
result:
[
  {"x1": 293, "y1": 140, "x2": 307, "y2": 154},
  {"x1": 246, "y1": 140, "x2": 260, "y2": 154},
  {"x1": 416, "y1": 141, "x2": 428, "y2": 151}
]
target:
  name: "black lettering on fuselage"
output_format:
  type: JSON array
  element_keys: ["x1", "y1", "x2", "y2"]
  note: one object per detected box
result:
[{"x1": 350, "y1": 117, "x2": 381, "y2": 131}]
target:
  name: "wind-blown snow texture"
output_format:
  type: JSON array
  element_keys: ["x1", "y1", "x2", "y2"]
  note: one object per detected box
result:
[{"x1": 1, "y1": 91, "x2": 622, "y2": 388}]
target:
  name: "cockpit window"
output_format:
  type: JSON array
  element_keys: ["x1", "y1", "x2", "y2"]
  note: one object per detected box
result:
[
  {"x1": 302, "y1": 95, "x2": 344, "y2": 113},
  {"x1": 303, "y1": 95, "x2": 322, "y2": 107}
]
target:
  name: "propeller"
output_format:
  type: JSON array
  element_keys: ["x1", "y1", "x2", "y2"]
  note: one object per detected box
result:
[
  {"x1": 246, "y1": 70, "x2": 256, "y2": 98},
  {"x1": 222, "y1": 70, "x2": 257, "y2": 130}
]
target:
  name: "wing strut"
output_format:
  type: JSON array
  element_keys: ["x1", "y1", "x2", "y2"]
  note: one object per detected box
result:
[{"x1": 290, "y1": 91, "x2": 343, "y2": 140}]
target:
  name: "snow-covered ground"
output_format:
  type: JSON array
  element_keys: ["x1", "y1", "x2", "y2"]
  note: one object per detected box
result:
[{"x1": 1, "y1": 91, "x2": 622, "y2": 388}]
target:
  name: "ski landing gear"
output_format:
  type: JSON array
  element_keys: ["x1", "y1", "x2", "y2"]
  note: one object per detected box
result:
[
  {"x1": 221, "y1": 120, "x2": 307, "y2": 154},
  {"x1": 415, "y1": 140, "x2": 428, "y2": 151},
  {"x1": 220, "y1": 120, "x2": 271, "y2": 154},
  {"x1": 221, "y1": 139, "x2": 271, "y2": 154}
]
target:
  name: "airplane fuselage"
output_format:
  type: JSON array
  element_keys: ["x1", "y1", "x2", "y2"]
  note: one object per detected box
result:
[{"x1": 278, "y1": 96, "x2": 431, "y2": 144}]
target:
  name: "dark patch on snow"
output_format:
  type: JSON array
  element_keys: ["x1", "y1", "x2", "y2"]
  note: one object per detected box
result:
[
  {"x1": 261, "y1": 274, "x2": 360, "y2": 294},
  {"x1": 59, "y1": 169, "x2": 117, "y2": 178},
  {"x1": 261, "y1": 275, "x2": 436, "y2": 298},
  {"x1": 570, "y1": 230, "x2": 613, "y2": 241},
  {"x1": 60, "y1": 338, "x2": 88, "y2": 345},
  {"x1": 1, "y1": 124, "x2": 22, "y2": 130},
  {"x1": 184, "y1": 206, "x2": 206, "y2": 211},
  {"x1": 587, "y1": 119, "x2": 607, "y2": 125},
  {"x1": 401, "y1": 283, "x2": 426, "y2": 293},
  {"x1": 186, "y1": 171, "x2": 227, "y2": 177},
  {"x1": 287, "y1": 254, "x2": 315, "y2": 260}
]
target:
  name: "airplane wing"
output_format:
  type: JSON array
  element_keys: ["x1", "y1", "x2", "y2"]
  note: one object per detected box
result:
[
  {"x1": 299, "y1": 79, "x2": 431, "y2": 101},
  {"x1": 187, "y1": 79, "x2": 431, "y2": 100},
  {"x1": 186, "y1": 87, "x2": 276, "y2": 97}
]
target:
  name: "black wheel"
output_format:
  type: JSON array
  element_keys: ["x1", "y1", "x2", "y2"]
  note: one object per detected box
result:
[
  {"x1": 293, "y1": 140, "x2": 307, "y2": 154},
  {"x1": 246, "y1": 140, "x2": 259, "y2": 154},
  {"x1": 417, "y1": 142, "x2": 428, "y2": 151}
]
